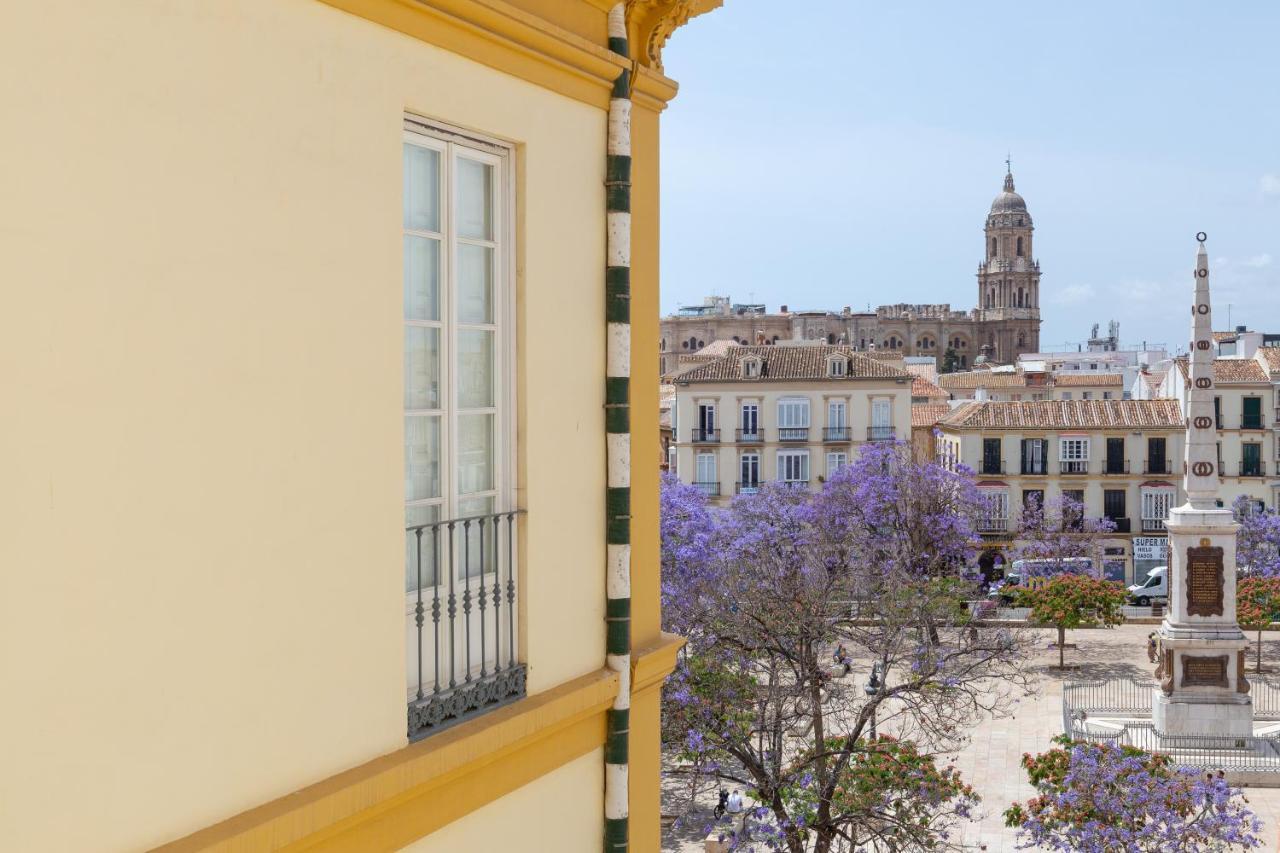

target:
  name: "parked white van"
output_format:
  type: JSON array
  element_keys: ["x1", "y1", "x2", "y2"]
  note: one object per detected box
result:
[{"x1": 1128, "y1": 566, "x2": 1168, "y2": 606}]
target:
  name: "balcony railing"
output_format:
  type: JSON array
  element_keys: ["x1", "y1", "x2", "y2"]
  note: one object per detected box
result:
[
  {"x1": 977, "y1": 517, "x2": 1009, "y2": 533},
  {"x1": 1106, "y1": 517, "x2": 1132, "y2": 533},
  {"x1": 694, "y1": 481, "x2": 721, "y2": 496},
  {"x1": 1239, "y1": 461, "x2": 1267, "y2": 478},
  {"x1": 1020, "y1": 463, "x2": 1048, "y2": 475},
  {"x1": 736, "y1": 428, "x2": 763, "y2": 444},
  {"x1": 407, "y1": 511, "x2": 526, "y2": 742},
  {"x1": 1242, "y1": 417, "x2": 1265, "y2": 430},
  {"x1": 823, "y1": 427, "x2": 852, "y2": 442},
  {"x1": 1058, "y1": 460, "x2": 1089, "y2": 475},
  {"x1": 1141, "y1": 517, "x2": 1167, "y2": 533},
  {"x1": 980, "y1": 461, "x2": 1005, "y2": 475},
  {"x1": 779, "y1": 479, "x2": 810, "y2": 488},
  {"x1": 736, "y1": 481, "x2": 762, "y2": 494},
  {"x1": 690, "y1": 428, "x2": 720, "y2": 444},
  {"x1": 867, "y1": 426, "x2": 896, "y2": 442},
  {"x1": 1143, "y1": 460, "x2": 1171, "y2": 475},
  {"x1": 778, "y1": 427, "x2": 809, "y2": 442},
  {"x1": 1103, "y1": 460, "x2": 1130, "y2": 475}
]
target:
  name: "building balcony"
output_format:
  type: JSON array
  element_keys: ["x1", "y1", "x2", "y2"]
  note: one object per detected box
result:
[
  {"x1": 735, "y1": 428, "x2": 764, "y2": 444},
  {"x1": 1102, "y1": 461, "x2": 1130, "y2": 475},
  {"x1": 690, "y1": 428, "x2": 720, "y2": 444},
  {"x1": 980, "y1": 462, "x2": 1006, "y2": 475},
  {"x1": 1106, "y1": 517, "x2": 1132, "y2": 533},
  {"x1": 1143, "y1": 461, "x2": 1171, "y2": 475},
  {"x1": 1239, "y1": 462, "x2": 1267, "y2": 478},
  {"x1": 736, "y1": 481, "x2": 762, "y2": 494},
  {"x1": 1058, "y1": 461, "x2": 1089, "y2": 475},
  {"x1": 823, "y1": 427, "x2": 852, "y2": 442},
  {"x1": 778, "y1": 427, "x2": 809, "y2": 442},
  {"x1": 866, "y1": 426, "x2": 896, "y2": 442},
  {"x1": 977, "y1": 517, "x2": 1009, "y2": 533},
  {"x1": 1020, "y1": 464, "x2": 1048, "y2": 476},
  {"x1": 1241, "y1": 417, "x2": 1265, "y2": 431},
  {"x1": 406, "y1": 511, "x2": 526, "y2": 742},
  {"x1": 779, "y1": 479, "x2": 810, "y2": 489},
  {"x1": 694, "y1": 481, "x2": 721, "y2": 496},
  {"x1": 1141, "y1": 518, "x2": 1167, "y2": 533}
]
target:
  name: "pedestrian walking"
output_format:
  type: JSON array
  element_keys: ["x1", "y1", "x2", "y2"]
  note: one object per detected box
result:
[{"x1": 1147, "y1": 632, "x2": 1158, "y2": 663}]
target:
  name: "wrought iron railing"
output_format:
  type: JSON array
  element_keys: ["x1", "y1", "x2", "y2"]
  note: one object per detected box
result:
[
  {"x1": 694, "y1": 481, "x2": 721, "y2": 496},
  {"x1": 406, "y1": 511, "x2": 526, "y2": 741},
  {"x1": 867, "y1": 426, "x2": 896, "y2": 442}
]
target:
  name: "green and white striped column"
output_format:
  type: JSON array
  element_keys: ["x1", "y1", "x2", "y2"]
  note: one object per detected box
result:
[{"x1": 604, "y1": 4, "x2": 632, "y2": 850}]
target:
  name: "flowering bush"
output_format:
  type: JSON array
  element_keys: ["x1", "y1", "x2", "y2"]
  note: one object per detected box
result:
[
  {"x1": 1234, "y1": 495, "x2": 1280, "y2": 577},
  {"x1": 1237, "y1": 574, "x2": 1280, "y2": 673},
  {"x1": 1016, "y1": 573, "x2": 1127, "y2": 668},
  {"x1": 1005, "y1": 737, "x2": 1262, "y2": 852}
]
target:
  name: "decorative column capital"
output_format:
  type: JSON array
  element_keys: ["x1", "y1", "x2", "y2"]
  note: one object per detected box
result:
[{"x1": 624, "y1": 0, "x2": 723, "y2": 71}]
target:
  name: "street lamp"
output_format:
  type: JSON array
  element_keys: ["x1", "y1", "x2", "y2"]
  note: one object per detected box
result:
[{"x1": 865, "y1": 662, "x2": 883, "y2": 740}]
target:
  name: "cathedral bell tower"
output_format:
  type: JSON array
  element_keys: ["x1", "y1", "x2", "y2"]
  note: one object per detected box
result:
[{"x1": 976, "y1": 165, "x2": 1041, "y2": 361}]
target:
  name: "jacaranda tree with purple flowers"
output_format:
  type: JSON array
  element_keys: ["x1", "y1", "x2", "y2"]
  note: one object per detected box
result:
[
  {"x1": 1005, "y1": 736, "x2": 1262, "y2": 852},
  {"x1": 661, "y1": 442, "x2": 1037, "y2": 852},
  {"x1": 1233, "y1": 495, "x2": 1280, "y2": 577},
  {"x1": 1009, "y1": 494, "x2": 1115, "y2": 578}
]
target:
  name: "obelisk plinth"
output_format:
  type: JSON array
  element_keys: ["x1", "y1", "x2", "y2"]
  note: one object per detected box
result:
[{"x1": 1152, "y1": 233, "x2": 1252, "y2": 737}]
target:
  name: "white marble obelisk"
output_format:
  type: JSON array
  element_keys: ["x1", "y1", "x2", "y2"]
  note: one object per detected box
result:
[{"x1": 1153, "y1": 234, "x2": 1252, "y2": 737}]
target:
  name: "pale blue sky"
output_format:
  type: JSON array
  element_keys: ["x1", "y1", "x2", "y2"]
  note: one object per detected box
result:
[{"x1": 659, "y1": 1, "x2": 1280, "y2": 352}]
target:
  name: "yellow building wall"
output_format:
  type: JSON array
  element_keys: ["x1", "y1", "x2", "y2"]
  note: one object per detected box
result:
[
  {"x1": 0, "y1": 1, "x2": 608, "y2": 849},
  {"x1": 398, "y1": 748, "x2": 603, "y2": 853}
]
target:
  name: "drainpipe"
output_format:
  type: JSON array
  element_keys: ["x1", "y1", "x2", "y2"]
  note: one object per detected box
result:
[{"x1": 604, "y1": 4, "x2": 632, "y2": 851}]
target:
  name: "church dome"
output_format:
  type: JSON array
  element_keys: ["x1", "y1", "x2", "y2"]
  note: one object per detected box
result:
[{"x1": 990, "y1": 171, "x2": 1027, "y2": 214}]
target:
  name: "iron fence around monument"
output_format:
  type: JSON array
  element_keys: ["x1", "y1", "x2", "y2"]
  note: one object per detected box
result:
[{"x1": 1064, "y1": 677, "x2": 1280, "y2": 721}]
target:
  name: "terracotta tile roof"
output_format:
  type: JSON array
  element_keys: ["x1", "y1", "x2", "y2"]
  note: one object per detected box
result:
[
  {"x1": 867, "y1": 351, "x2": 907, "y2": 363},
  {"x1": 1052, "y1": 372, "x2": 1124, "y2": 387},
  {"x1": 675, "y1": 345, "x2": 910, "y2": 383},
  {"x1": 1141, "y1": 371, "x2": 1167, "y2": 394},
  {"x1": 938, "y1": 371, "x2": 1028, "y2": 389},
  {"x1": 912, "y1": 376, "x2": 949, "y2": 399},
  {"x1": 938, "y1": 399, "x2": 1184, "y2": 430},
  {"x1": 1173, "y1": 357, "x2": 1269, "y2": 385},
  {"x1": 904, "y1": 362, "x2": 938, "y2": 381},
  {"x1": 912, "y1": 403, "x2": 953, "y2": 428},
  {"x1": 1256, "y1": 348, "x2": 1280, "y2": 374}
]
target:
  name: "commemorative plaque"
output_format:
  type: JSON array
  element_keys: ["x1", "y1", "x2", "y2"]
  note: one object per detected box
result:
[
  {"x1": 1180, "y1": 654, "x2": 1229, "y2": 688},
  {"x1": 1185, "y1": 545, "x2": 1224, "y2": 617}
]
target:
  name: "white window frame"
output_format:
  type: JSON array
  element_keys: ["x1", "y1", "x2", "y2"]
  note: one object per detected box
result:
[
  {"x1": 827, "y1": 355, "x2": 847, "y2": 377},
  {"x1": 404, "y1": 119, "x2": 515, "y2": 591},
  {"x1": 778, "y1": 398, "x2": 811, "y2": 428},
  {"x1": 777, "y1": 449, "x2": 810, "y2": 483},
  {"x1": 1060, "y1": 437, "x2": 1089, "y2": 461},
  {"x1": 741, "y1": 401, "x2": 760, "y2": 436},
  {"x1": 978, "y1": 488, "x2": 1010, "y2": 532},
  {"x1": 827, "y1": 399, "x2": 848, "y2": 429},
  {"x1": 1141, "y1": 487, "x2": 1175, "y2": 531},
  {"x1": 740, "y1": 452, "x2": 761, "y2": 490},
  {"x1": 695, "y1": 452, "x2": 717, "y2": 488},
  {"x1": 826, "y1": 452, "x2": 847, "y2": 477}
]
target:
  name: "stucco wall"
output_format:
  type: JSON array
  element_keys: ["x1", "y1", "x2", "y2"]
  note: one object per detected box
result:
[
  {"x1": 399, "y1": 748, "x2": 603, "y2": 853},
  {"x1": 0, "y1": 1, "x2": 605, "y2": 849}
]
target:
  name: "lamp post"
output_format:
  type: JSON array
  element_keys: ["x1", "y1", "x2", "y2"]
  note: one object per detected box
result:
[{"x1": 865, "y1": 662, "x2": 883, "y2": 740}]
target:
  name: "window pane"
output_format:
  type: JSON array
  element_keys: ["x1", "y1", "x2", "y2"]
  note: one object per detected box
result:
[
  {"x1": 405, "y1": 326, "x2": 440, "y2": 410},
  {"x1": 457, "y1": 496, "x2": 496, "y2": 579},
  {"x1": 404, "y1": 236, "x2": 440, "y2": 322},
  {"x1": 405, "y1": 416, "x2": 441, "y2": 501},
  {"x1": 405, "y1": 504, "x2": 441, "y2": 591},
  {"x1": 457, "y1": 157, "x2": 493, "y2": 240},
  {"x1": 457, "y1": 329, "x2": 494, "y2": 408},
  {"x1": 457, "y1": 243, "x2": 494, "y2": 324},
  {"x1": 404, "y1": 144, "x2": 440, "y2": 232},
  {"x1": 458, "y1": 413, "x2": 494, "y2": 494}
]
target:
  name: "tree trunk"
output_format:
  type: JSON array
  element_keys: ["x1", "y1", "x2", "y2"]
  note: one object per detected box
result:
[{"x1": 1058, "y1": 625, "x2": 1066, "y2": 669}]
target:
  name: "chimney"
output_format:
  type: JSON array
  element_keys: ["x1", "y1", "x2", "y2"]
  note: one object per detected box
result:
[{"x1": 780, "y1": 304, "x2": 788, "y2": 313}]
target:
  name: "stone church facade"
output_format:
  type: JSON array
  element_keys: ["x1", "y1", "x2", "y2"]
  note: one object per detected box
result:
[{"x1": 660, "y1": 170, "x2": 1043, "y2": 375}]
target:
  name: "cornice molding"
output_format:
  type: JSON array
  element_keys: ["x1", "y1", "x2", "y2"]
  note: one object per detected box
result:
[
  {"x1": 318, "y1": 0, "x2": 679, "y2": 110},
  {"x1": 625, "y1": 0, "x2": 723, "y2": 72}
]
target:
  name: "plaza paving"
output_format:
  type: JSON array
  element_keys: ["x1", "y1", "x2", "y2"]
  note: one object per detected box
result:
[{"x1": 662, "y1": 624, "x2": 1280, "y2": 852}]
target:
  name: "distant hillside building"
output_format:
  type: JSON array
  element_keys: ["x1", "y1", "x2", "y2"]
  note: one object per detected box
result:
[{"x1": 660, "y1": 168, "x2": 1043, "y2": 373}]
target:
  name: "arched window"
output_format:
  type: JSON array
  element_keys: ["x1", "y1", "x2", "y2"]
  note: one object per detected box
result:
[
  {"x1": 989, "y1": 289, "x2": 995, "y2": 307},
  {"x1": 1016, "y1": 236, "x2": 1024, "y2": 257},
  {"x1": 1017, "y1": 333, "x2": 1026, "y2": 347},
  {"x1": 688, "y1": 336, "x2": 697, "y2": 349},
  {"x1": 732, "y1": 335, "x2": 740, "y2": 343},
  {"x1": 827, "y1": 333, "x2": 836, "y2": 344},
  {"x1": 1017, "y1": 288, "x2": 1024, "y2": 307},
  {"x1": 990, "y1": 237, "x2": 997, "y2": 257}
]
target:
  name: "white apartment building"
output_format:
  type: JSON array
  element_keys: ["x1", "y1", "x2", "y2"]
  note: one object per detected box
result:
[
  {"x1": 671, "y1": 346, "x2": 912, "y2": 499},
  {"x1": 1153, "y1": 353, "x2": 1279, "y2": 508},
  {"x1": 936, "y1": 399, "x2": 1187, "y2": 585},
  {"x1": 939, "y1": 368, "x2": 1125, "y2": 402}
]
